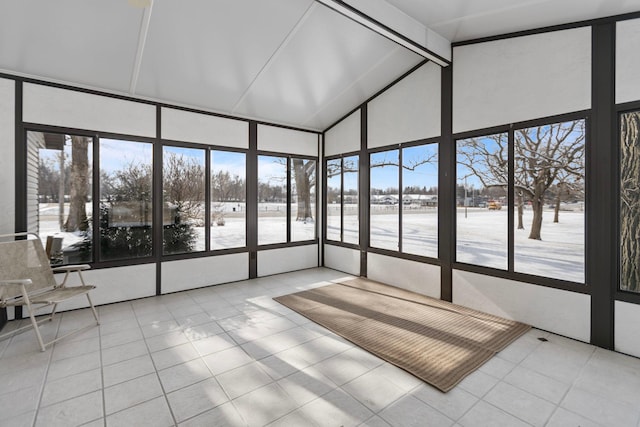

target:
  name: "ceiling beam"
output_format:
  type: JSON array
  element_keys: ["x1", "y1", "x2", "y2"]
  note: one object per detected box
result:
[
  {"x1": 314, "y1": 0, "x2": 451, "y2": 66},
  {"x1": 129, "y1": 0, "x2": 154, "y2": 94}
]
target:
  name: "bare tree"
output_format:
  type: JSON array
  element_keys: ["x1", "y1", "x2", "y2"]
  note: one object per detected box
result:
[
  {"x1": 515, "y1": 120, "x2": 585, "y2": 239},
  {"x1": 292, "y1": 159, "x2": 316, "y2": 221},
  {"x1": 458, "y1": 121, "x2": 585, "y2": 240},
  {"x1": 163, "y1": 153, "x2": 205, "y2": 223},
  {"x1": 620, "y1": 111, "x2": 640, "y2": 292},
  {"x1": 64, "y1": 136, "x2": 91, "y2": 232}
]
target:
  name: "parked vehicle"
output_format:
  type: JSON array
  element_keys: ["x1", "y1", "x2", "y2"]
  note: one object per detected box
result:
[{"x1": 488, "y1": 200, "x2": 502, "y2": 210}]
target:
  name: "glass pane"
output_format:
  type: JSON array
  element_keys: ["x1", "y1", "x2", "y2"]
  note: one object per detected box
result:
[
  {"x1": 27, "y1": 131, "x2": 93, "y2": 265},
  {"x1": 370, "y1": 150, "x2": 399, "y2": 251},
  {"x1": 211, "y1": 151, "x2": 246, "y2": 250},
  {"x1": 258, "y1": 155, "x2": 287, "y2": 245},
  {"x1": 456, "y1": 133, "x2": 508, "y2": 269},
  {"x1": 326, "y1": 159, "x2": 342, "y2": 242},
  {"x1": 99, "y1": 139, "x2": 153, "y2": 261},
  {"x1": 343, "y1": 156, "x2": 359, "y2": 245},
  {"x1": 402, "y1": 144, "x2": 438, "y2": 257},
  {"x1": 513, "y1": 120, "x2": 585, "y2": 282},
  {"x1": 163, "y1": 146, "x2": 205, "y2": 255},
  {"x1": 621, "y1": 111, "x2": 640, "y2": 292},
  {"x1": 291, "y1": 159, "x2": 316, "y2": 241}
]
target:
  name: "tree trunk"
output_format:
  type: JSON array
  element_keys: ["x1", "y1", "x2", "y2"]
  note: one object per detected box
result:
[
  {"x1": 517, "y1": 192, "x2": 524, "y2": 230},
  {"x1": 620, "y1": 111, "x2": 640, "y2": 292},
  {"x1": 58, "y1": 151, "x2": 65, "y2": 230},
  {"x1": 528, "y1": 196, "x2": 544, "y2": 240},
  {"x1": 553, "y1": 191, "x2": 561, "y2": 223},
  {"x1": 293, "y1": 159, "x2": 313, "y2": 220},
  {"x1": 64, "y1": 136, "x2": 90, "y2": 232}
]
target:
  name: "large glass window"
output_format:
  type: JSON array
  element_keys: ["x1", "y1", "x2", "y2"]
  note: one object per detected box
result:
[
  {"x1": 163, "y1": 146, "x2": 205, "y2": 255},
  {"x1": 211, "y1": 150, "x2": 246, "y2": 250},
  {"x1": 343, "y1": 156, "x2": 359, "y2": 245},
  {"x1": 402, "y1": 144, "x2": 438, "y2": 257},
  {"x1": 291, "y1": 158, "x2": 316, "y2": 241},
  {"x1": 514, "y1": 120, "x2": 585, "y2": 282},
  {"x1": 326, "y1": 159, "x2": 342, "y2": 241},
  {"x1": 620, "y1": 111, "x2": 640, "y2": 293},
  {"x1": 99, "y1": 139, "x2": 153, "y2": 261},
  {"x1": 370, "y1": 150, "x2": 399, "y2": 251},
  {"x1": 456, "y1": 133, "x2": 509, "y2": 270},
  {"x1": 27, "y1": 131, "x2": 93, "y2": 265},
  {"x1": 258, "y1": 155, "x2": 287, "y2": 245},
  {"x1": 325, "y1": 156, "x2": 359, "y2": 244}
]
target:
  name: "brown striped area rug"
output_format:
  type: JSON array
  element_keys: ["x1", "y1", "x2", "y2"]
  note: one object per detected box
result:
[{"x1": 274, "y1": 277, "x2": 530, "y2": 392}]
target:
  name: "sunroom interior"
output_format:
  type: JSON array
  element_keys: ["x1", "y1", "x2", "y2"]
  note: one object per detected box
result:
[{"x1": 1, "y1": 0, "x2": 640, "y2": 426}]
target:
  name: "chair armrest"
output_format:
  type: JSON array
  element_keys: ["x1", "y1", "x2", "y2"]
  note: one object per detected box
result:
[
  {"x1": 0, "y1": 279, "x2": 32, "y2": 286},
  {"x1": 51, "y1": 264, "x2": 91, "y2": 273}
]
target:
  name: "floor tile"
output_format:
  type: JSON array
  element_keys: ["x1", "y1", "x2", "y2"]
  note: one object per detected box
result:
[
  {"x1": 158, "y1": 358, "x2": 213, "y2": 393},
  {"x1": 202, "y1": 346, "x2": 254, "y2": 375},
  {"x1": 502, "y1": 365, "x2": 569, "y2": 404},
  {"x1": 167, "y1": 377, "x2": 228, "y2": 423},
  {"x1": 412, "y1": 384, "x2": 478, "y2": 421},
  {"x1": 151, "y1": 341, "x2": 200, "y2": 370},
  {"x1": 233, "y1": 383, "x2": 302, "y2": 427},
  {"x1": 379, "y1": 394, "x2": 454, "y2": 427},
  {"x1": 106, "y1": 396, "x2": 174, "y2": 427},
  {"x1": 342, "y1": 370, "x2": 406, "y2": 412},
  {"x1": 458, "y1": 401, "x2": 531, "y2": 427},
  {"x1": 546, "y1": 408, "x2": 601, "y2": 427},
  {"x1": 216, "y1": 361, "x2": 274, "y2": 399},
  {"x1": 35, "y1": 390, "x2": 103, "y2": 427},
  {"x1": 104, "y1": 373, "x2": 164, "y2": 415},
  {"x1": 41, "y1": 368, "x2": 102, "y2": 407},
  {"x1": 103, "y1": 354, "x2": 156, "y2": 387},
  {"x1": 3, "y1": 267, "x2": 640, "y2": 427},
  {"x1": 277, "y1": 366, "x2": 336, "y2": 406},
  {"x1": 561, "y1": 386, "x2": 640, "y2": 427},
  {"x1": 178, "y1": 401, "x2": 245, "y2": 427},
  {"x1": 483, "y1": 382, "x2": 555, "y2": 426}
]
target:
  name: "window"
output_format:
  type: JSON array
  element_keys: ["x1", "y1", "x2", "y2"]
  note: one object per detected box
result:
[
  {"x1": 514, "y1": 120, "x2": 585, "y2": 282},
  {"x1": 325, "y1": 156, "x2": 359, "y2": 245},
  {"x1": 620, "y1": 110, "x2": 640, "y2": 293},
  {"x1": 258, "y1": 155, "x2": 287, "y2": 245},
  {"x1": 368, "y1": 144, "x2": 438, "y2": 256},
  {"x1": 402, "y1": 144, "x2": 438, "y2": 257},
  {"x1": 370, "y1": 150, "x2": 399, "y2": 251},
  {"x1": 99, "y1": 138, "x2": 153, "y2": 261},
  {"x1": 456, "y1": 118, "x2": 586, "y2": 283},
  {"x1": 291, "y1": 158, "x2": 316, "y2": 241},
  {"x1": 163, "y1": 146, "x2": 205, "y2": 255},
  {"x1": 326, "y1": 159, "x2": 342, "y2": 242},
  {"x1": 27, "y1": 131, "x2": 93, "y2": 265},
  {"x1": 211, "y1": 150, "x2": 246, "y2": 250},
  {"x1": 343, "y1": 156, "x2": 359, "y2": 245},
  {"x1": 456, "y1": 133, "x2": 509, "y2": 270}
]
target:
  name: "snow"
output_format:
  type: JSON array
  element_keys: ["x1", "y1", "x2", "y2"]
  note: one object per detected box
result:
[{"x1": 38, "y1": 202, "x2": 585, "y2": 284}]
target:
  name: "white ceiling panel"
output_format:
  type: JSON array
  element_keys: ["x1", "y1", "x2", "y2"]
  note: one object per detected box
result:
[
  {"x1": 305, "y1": 46, "x2": 423, "y2": 130},
  {"x1": 232, "y1": 4, "x2": 422, "y2": 130},
  {"x1": 0, "y1": 0, "x2": 637, "y2": 132},
  {"x1": 135, "y1": 0, "x2": 315, "y2": 113},
  {"x1": 386, "y1": 0, "x2": 640, "y2": 42},
  {"x1": 0, "y1": 0, "x2": 142, "y2": 92}
]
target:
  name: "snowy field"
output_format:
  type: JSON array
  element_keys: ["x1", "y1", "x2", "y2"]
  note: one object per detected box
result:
[{"x1": 39, "y1": 202, "x2": 584, "y2": 283}]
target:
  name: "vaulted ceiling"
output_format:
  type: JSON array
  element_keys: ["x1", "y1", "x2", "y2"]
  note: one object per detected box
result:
[{"x1": 0, "y1": 0, "x2": 637, "y2": 131}]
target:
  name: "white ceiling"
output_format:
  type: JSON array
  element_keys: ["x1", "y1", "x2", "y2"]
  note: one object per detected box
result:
[{"x1": 0, "y1": 0, "x2": 638, "y2": 132}]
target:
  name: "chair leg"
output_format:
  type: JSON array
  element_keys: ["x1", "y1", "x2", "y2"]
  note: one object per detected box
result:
[
  {"x1": 49, "y1": 303, "x2": 59, "y2": 321},
  {"x1": 25, "y1": 302, "x2": 46, "y2": 352},
  {"x1": 86, "y1": 293, "x2": 100, "y2": 325}
]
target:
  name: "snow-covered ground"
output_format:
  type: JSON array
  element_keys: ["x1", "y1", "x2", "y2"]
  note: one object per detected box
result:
[{"x1": 39, "y1": 202, "x2": 584, "y2": 283}]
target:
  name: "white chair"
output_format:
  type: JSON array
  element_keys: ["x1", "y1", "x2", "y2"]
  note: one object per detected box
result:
[{"x1": 0, "y1": 232, "x2": 99, "y2": 351}]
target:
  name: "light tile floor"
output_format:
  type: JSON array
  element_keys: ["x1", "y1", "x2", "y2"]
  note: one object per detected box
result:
[{"x1": 1, "y1": 267, "x2": 640, "y2": 427}]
